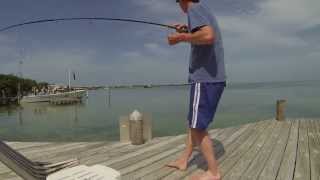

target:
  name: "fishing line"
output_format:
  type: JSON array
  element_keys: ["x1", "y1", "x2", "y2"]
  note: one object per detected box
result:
[{"x1": 0, "y1": 17, "x2": 188, "y2": 33}]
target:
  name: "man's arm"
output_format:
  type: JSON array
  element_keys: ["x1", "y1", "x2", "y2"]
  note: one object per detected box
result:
[{"x1": 168, "y1": 25, "x2": 215, "y2": 46}]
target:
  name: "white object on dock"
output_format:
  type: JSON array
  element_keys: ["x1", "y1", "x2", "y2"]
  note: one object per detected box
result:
[
  {"x1": 130, "y1": 110, "x2": 142, "y2": 121},
  {"x1": 129, "y1": 110, "x2": 144, "y2": 145},
  {"x1": 120, "y1": 110, "x2": 152, "y2": 144},
  {"x1": 47, "y1": 165, "x2": 121, "y2": 180}
]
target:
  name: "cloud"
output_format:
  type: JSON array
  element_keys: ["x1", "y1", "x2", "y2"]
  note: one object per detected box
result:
[
  {"x1": 212, "y1": 0, "x2": 320, "y2": 82},
  {"x1": 0, "y1": 34, "x2": 20, "y2": 63},
  {"x1": 122, "y1": 51, "x2": 142, "y2": 58},
  {"x1": 131, "y1": 0, "x2": 185, "y2": 24},
  {"x1": 144, "y1": 42, "x2": 172, "y2": 57},
  {"x1": 297, "y1": 24, "x2": 320, "y2": 46},
  {"x1": 260, "y1": 0, "x2": 320, "y2": 28},
  {"x1": 1, "y1": 0, "x2": 319, "y2": 84},
  {"x1": 1, "y1": 47, "x2": 102, "y2": 83},
  {"x1": 133, "y1": 0, "x2": 179, "y2": 16}
]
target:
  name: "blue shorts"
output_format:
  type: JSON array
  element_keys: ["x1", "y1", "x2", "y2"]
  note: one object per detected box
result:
[{"x1": 188, "y1": 82, "x2": 225, "y2": 130}]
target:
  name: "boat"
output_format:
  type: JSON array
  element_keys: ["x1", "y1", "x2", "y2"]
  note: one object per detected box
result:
[
  {"x1": 20, "y1": 69, "x2": 87, "y2": 103},
  {"x1": 20, "y1": 90, "x2": 87, "y2": 103}
]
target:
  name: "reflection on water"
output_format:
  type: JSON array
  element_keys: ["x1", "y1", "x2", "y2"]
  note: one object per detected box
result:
[
  {"x1": 14, "y1": 102, "x2": 86, "y2": 127},
  {"x1": 0, "y1": 82, "x2": 320, "y2": 142},
  {"x1": 17, "y1": 106, "x2": 23, "y2": 126}
]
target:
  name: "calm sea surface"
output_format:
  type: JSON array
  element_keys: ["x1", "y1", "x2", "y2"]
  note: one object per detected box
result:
[{"x1": 0, "y1": 81, "x2": 319, "y2": 142}]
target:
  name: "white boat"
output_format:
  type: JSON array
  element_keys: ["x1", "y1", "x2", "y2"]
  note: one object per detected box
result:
[
  {"x1": 20, "y1": 90, "x2": 87, "y2": 103},
  {"x1": 21, "y1": 69, "x2": 87, "y2": 103}
]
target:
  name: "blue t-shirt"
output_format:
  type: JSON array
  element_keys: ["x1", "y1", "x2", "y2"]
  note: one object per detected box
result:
[{"x1": 187, "y1": 3, "x2": 226, "y2": 83}]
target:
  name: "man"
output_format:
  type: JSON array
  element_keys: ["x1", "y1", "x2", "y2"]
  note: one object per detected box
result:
[{"x1": 166, "y1": 0, "x2": 226, "y2": 179}]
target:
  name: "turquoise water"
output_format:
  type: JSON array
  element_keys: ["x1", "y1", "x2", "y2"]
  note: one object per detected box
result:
[{"x1": 0, "y1": 81, "x2": 319, "y2": 142}]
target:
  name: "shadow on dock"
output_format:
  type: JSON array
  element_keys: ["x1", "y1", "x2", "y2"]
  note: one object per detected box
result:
[
  {"x1": 0, "y1": 119, "x2": 319, "y2": 179},
  {"x1": 189, "y1": 139, "x2": 225, "y2": 172}
]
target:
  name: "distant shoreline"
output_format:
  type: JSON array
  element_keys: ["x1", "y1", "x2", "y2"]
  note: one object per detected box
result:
[{"x1": 77, "y1": 80, "x2": 320, "y2": 90}]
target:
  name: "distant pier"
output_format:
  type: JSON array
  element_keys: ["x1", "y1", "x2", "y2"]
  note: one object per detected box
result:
[
  {"x1": 0, "y1": 119, "x2": 319, "y2": 179},
  {"x1": 49, "y1": 97, "x2": 82, "y2": 105}
]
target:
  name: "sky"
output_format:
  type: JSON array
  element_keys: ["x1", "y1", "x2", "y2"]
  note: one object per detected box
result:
[{"x1": 0, "y1": 0, "x2": 319, "y2": 86}]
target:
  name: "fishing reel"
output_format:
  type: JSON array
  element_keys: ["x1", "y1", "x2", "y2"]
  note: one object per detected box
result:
[{"x1": 176, "y1": 26, "x2": 189, "y2": 33}]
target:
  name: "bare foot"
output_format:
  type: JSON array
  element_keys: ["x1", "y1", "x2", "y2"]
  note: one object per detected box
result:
[
  {"x1": 190, "y1": 171, "x2": 221, "y2": 180},
  {"x1": 165, "y1": 158, "x2": 188, "y2": 171}
]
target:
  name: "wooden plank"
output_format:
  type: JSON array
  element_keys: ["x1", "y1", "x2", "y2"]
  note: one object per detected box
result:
[
  {"x1": 82, "y1": 135, "x2": 188, "y2": 166},
  {"x1": 0, "y1": 148, "x2": 38, "y2": 180},
  {"x1": 0, "y1": 168, "x2": 22, "y2": 179},
  {"x1": 218, "y1": 120, "x2": 273, "y2": 179},
  {"x1": 223, "y1": 119, "x2": 280, "y2": 180},
  {"x1": 0, "y1": 138, "x2": 166, "y2": 179},
  {"x1": 134, "y1": 125, "x2": 243, "y2": 180},
  {"x1": 165, "y1": 123, "x2": 257, "y2": 179},
  {"x1": 308, "y1": 120, "x2": 320, "y2": 180},
  {"x1": 12, "y1": 142, "x2": 79, "y2": 155},
  {"x1": 102, "y1": 134, "x2": 187, "y2": 166},
  {"x1": 0, "y1": 142, "x2": 122, "y2": 175},
  {"x1": 294, "y1": 119, "x2": 311, "y2": 180},
  {"x1": 5, "y1": 142, "x2": 55, "y2": 151},
  {"x1": 0, "y1": 142, "x2": 103, "y2": 175},
  {"x1": 0, "y1": 171, "x2": 23, "y2": 180},
  {"x1": 122, "y1": 127, "x2": 228, "y2": 180},
  {"x1": 184, "y1": 120, "x2": 272, "y2": 179},
  {"x1": 115, "y1": 128, "x2": 225, "y2": 176},
  {"x1": 78, "y1": 142, "x2": 131, "y2": 164},
  {"x1": 33, "y1": 142, "x2": 107, "y2": 161},
  {"x1": 313, "y1": 120, "x2": 320, "y2": 143},
  {"x1": 45, "y1": 141, "x2": 133, "y2": 162},
  {"x1": 0, "y1": 143, "x2": 98, "y2": 174},
  {"x1": 2, "y1": 119, "x2": 310, "y2": 180},
  {"x1": 5, "y1": 176, "x2": 23, "y2": 180},
  {"x1": 276, "y1": 119, "x2": 299, "y2": 180},
  {"x1": 98, "y1": 129, "x2": 221, "y2": 170},
  {"x1": 258, "y1": 121, "x2": 292, "y2": 180},
  {"x1": 17, "y1": 142, "x2": 87, "y2": 158},
  {"x1": 162, "y1": 124, "x2": 252, "y2": 180}
]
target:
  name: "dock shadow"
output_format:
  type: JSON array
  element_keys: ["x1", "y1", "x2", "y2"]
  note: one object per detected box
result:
[{"x1": 188, "y1": 138, "x2": 225, "y2": 170}]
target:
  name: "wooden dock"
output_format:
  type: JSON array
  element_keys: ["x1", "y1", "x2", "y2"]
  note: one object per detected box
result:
[
  {"x1": 0, "y1": 119, "x2": 319, "y2": 179},
  {"x1": 49, "y1": 97, "x2": 81, "y2": 105}
]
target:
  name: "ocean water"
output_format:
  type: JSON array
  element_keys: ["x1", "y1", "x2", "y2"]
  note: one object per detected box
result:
[{"x1": 0, "y1": 81, "x2": 319, "y2": 142}]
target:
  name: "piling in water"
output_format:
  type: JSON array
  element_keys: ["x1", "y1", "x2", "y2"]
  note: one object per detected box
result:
[{"x1": 276, "y1": 99, "x2": 286, "y2": 121}]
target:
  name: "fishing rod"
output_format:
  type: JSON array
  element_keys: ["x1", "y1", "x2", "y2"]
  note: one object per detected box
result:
[{"x1": 0, "y1": 17, "x2": 188, "y2": 33}]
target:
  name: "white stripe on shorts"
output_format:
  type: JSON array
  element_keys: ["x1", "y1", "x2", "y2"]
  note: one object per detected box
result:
[
  {"x1": 191, "y1": 83, "x2": 198, "y2": 126},
  {"x1": 192, "y1": 83, "x2": 201, "y2": 128}
]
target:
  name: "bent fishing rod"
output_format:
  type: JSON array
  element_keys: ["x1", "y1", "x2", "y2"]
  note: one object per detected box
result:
[{"x1": 0, "y1": 17, "x2": 188, "y2": 33}]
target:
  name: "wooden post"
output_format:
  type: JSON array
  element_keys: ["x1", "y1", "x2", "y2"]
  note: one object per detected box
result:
[
  {"x1": 276, "y1": 99, "x2": 286, "y2": 121},
  {"x1": 120, "y1": 112, "x2": 152, "y2": 144},
  {"x1": 108, "y1": 88, "x2": 111, "y2": 107},
  {"x1": 106, "y1": 87, "x2": 111, "y2": 108},
  {"x1": 129, "y1": 110, "x2": 144, "y2": 145},
  {"x1": 143, "y1": 113, "x2": 152, "y2": 142},
  {"x1": 119, "y1": 116, "x2": 130, "y2": 143}
]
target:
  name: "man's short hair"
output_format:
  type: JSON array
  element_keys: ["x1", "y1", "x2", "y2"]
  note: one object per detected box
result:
[{"x1": 176, "y1": 0, "x2": 200, "y2": 3}]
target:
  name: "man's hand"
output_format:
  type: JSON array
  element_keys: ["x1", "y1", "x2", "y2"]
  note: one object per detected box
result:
[
  {"x1": 172, "y1": 23, "x2": 188, "y2": 33},
  {"x1": 167, "y1": 33, "x2": 188, "y2": 46}
]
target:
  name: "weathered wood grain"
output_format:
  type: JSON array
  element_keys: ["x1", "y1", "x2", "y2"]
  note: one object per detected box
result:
[
  {"x1": 258, "y1": 120, "x2": 292, "y2": 180},
  {"x1": 185, "y1": 120, "x2": 271, "y2": 179},
  {"x1": 308, "y1": 120, "x2": 320, "y2": 180},
  {"x1": 162, "y1": 124, "x2": 252, "y2": 180},
  {"x1": 223, "y1": 120, "x2": 279, "y2": 180},
  {"x1": 0, "y1": 119, "x2": 319, "y2": 180},
  {"x1": 139, "y1": 126, "x2": 241, "y2": 180},
  {"x1": 116, "y1": 128, "x2": 225, "y2": 177},
  {"x1": 276, "y1": 120, "x2": 299, "y2": 180},
  {"x1": 294, "y1": 119, "x2": 311, "y2": 180}
]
